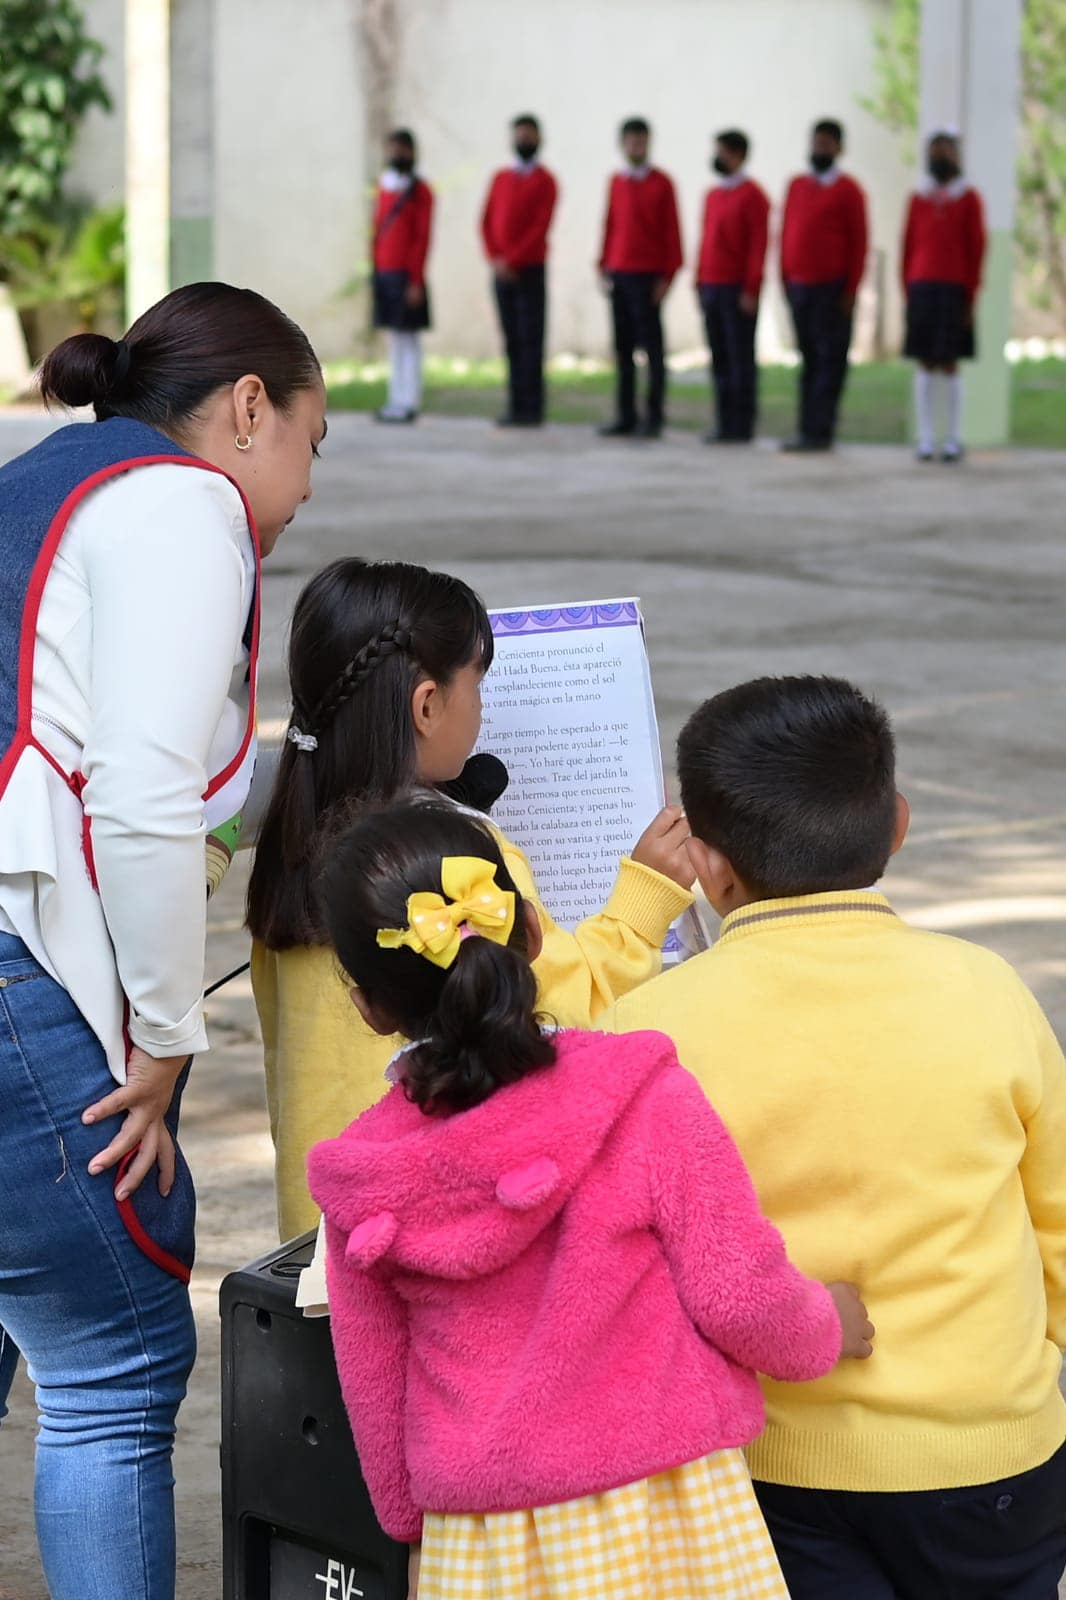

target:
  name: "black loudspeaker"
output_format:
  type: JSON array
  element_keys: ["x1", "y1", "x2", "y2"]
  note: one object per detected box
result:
[{"x1": 220, "y1": 1231, "x2": 407, "y2": 1599}]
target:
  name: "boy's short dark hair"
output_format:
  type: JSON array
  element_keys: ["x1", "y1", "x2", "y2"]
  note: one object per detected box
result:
[
  {"x1": 388, "y1": 127, "x2": 416, "y2": 150},
  {"x1": 621, "y1": 117, "x2": 651, "y2": 139},
  {"x1": 678, "y1": 676, "x2": 897, "y2": 897},
  {"x1": 716, "y1": 129, "x2": 749, "y2": 159},
  {"x1": 513, "y1": 113, "x2": 541, "y2": 133},
  {"x1": 813, "y1": 118, "x2": 844, "y2": 144}
]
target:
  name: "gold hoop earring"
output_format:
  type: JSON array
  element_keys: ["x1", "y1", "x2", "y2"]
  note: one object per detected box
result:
[{"x1": 235, "y1": 433, "x2": 254, "y2": 451}]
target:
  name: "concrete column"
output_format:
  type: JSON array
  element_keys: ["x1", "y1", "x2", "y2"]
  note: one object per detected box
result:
[
  {"x1": 170, "y1": 0, "x2": 215, "y2": 286},
  {"x1": 919, "y1": 0, "x2": 1022, "y2": 447},
  {"x1": 124, "y1": 0, "x2": 171, "y2": 323}
]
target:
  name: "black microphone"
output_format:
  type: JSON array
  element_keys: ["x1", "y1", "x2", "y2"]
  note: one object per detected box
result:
[{"x1": 438, "y1": 753, "x2": 510, "y2": 814}]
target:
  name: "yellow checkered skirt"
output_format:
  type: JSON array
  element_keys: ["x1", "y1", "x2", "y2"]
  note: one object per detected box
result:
[{"x1": 417, "y1": 1450, "x2": 789, "y2": 1600}]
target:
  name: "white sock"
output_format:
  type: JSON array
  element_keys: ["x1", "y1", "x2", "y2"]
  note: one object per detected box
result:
[
  {"x1": 914, "y1": 369, "x2": 934, "y2": 453},
  {"x1": 946, "y1": 373, "x2": 963, "y2": 450},
  {"x1": 385, "y1": 332, "x2": 420, "y2": 415}
]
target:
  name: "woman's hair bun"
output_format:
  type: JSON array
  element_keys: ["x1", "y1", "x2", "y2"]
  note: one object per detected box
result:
[{"x1": 38, "y1": 333, "x2": 129, "y2": 412}]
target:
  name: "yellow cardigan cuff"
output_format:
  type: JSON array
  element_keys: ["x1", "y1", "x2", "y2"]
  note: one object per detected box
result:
[{"x1": 604, "y1": 857, "x2": 695, "y2": 946}]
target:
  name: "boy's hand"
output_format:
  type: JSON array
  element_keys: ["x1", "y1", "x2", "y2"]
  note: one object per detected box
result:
[
  {"x1": 632, "y1": 806, "x2": 695, "y2": 890},
  {"x1": 827, "y1": 1280, "x2": 875, "y2": 1360},
  {"x1": 407, "y1": 1544, "x2": 421, "y2": 1600}
]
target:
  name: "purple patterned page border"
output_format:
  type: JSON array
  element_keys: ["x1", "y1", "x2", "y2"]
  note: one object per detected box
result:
[{"x1": 490, "y1": 600, "x2": 640, "y2": 637}]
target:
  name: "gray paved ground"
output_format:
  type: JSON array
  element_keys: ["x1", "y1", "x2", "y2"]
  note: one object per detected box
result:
[{"x1": 0, "y1": 412, "x2": 1064, "y2": 1596}]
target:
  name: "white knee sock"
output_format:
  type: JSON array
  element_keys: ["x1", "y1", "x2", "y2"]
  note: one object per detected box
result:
[
  {"x1": 914, "y1": 369, "x2": 934, "y2": 454},
  {"x1": 385, "y1": 332, "x2": 422, "y2": 415},
  {"x1": 946, "y1": 373, "x2": 963, "y2": 451}
]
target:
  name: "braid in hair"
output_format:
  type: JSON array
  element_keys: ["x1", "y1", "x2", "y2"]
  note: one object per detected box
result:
[{"x1": 309, "y1": 620, "x2": 413, "y2": 733}]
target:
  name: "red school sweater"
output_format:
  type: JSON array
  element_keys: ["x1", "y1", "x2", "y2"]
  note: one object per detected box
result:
[
  {"x1": 481, "y1": 165, "x2": 558, "y2": 269},
  {"x1": 901, "y1": 186, "x2": 986, "y2": 303},
  {"x1": 599, "y1": 168, "x2": 684, "y2": 279},
  {"x1": 373, "y1": 178, "x2": 434, "y2": 286},
  {"x1": 780, "y1": 172, "x2": 868, "y2": 295},
  {"x1": 697, "y1": 178, "x2": 771, "y2": 297}
]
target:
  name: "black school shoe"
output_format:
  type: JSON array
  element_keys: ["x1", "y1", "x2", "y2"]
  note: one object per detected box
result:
[
  {"x1": 496, "y1": 414, "x2": 544, "y2": 429},
  {"x1": 598, "y1": 419, "x2": 637, "y2": 437},
  {"x1": 780, "y1": 436, "x2": 832, "y2": 453},
  {"x1": 941, "y1": 442, "x2": 965, "y2": 463},
  {"x1": 635, "y1": 418, "x2": 663, "y2": 439},
  {"x1": 375, "y1": 408, "x2": 417, "y2": 425}
]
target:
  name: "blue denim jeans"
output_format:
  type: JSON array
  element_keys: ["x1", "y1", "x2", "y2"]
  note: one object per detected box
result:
[{"x1": 0, "y1": 932, "x2": 196, "y2": 1600}]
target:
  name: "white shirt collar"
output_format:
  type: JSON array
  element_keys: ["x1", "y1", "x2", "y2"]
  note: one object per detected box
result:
[
  {"x1": 380, "y1": 169, "x2": 414, "y2": 193},
  {"x1": 918, "y1": 174, "x2": 970, "y2": 200},
  {"x1": 718, "y1": 166, "x2": 749, "y2": 190},
  {"x1": 622, "y1": 163, "x2": 651, "y2": 181},
  {"x1": 811, "y1": 162, "x2": 842, "y2": 187},
  {"x1": 512, "y1": 156, "x2": 540, "y2": 173}
]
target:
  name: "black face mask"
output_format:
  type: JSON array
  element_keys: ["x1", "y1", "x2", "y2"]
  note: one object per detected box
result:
[
  {"x1": 713, "y1": 155, "x2": 732, "y2": 177},
  {"x1": 810, "y1": 152, "x2": 835, "y2": 174},
  {"x1": 929, "y1": 157, "x2": 959, "y2": 185},
  {"x1": 390, "y1": 155, "x2": 415, "y2": 175},
  {"x1": 514, "y1": 141, "x2": 539, "y2": 163}
]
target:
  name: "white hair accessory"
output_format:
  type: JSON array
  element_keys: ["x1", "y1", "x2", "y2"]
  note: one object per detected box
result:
[{"x1": 287, "y1": 726, "x2": 318, "y2": 753}]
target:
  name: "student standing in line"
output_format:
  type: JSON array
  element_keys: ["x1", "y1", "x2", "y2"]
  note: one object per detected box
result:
[
  {"x1": 372, "y1": 128, "x2": 434, "y2": 425},
  {"x1": 902, "y1": 131, "x2": 986, "y2": 463},
  {"x1": 780, "y1": 119, "x2": 868, "y2": 452},
  {"x1": 598, "y1": 117, "x2": 683, "y2": 440},
  {"x1": 696, "y1": 128, "x2": 770, "y2": 445},
  {"x1": 481, "y1": 114, "x2": 559, "y2": 429}
]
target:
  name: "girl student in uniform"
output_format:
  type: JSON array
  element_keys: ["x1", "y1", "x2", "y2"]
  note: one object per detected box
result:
[{"x1": 246, "y1": 557, "x2": 695, "y2": 1240}]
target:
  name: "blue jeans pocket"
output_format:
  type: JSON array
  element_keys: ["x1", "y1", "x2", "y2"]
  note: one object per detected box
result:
[{"x1": 116, "y1": 1059, "x2": 197, "y2": 1283}]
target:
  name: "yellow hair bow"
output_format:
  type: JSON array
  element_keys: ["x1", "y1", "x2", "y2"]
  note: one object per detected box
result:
[{"x1": 376, "y1": 856, "x2": 516, "y2": 970}]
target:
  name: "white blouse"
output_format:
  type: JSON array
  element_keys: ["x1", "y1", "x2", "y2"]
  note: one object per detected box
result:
[{"x1": 0, "y1": 462, "x2": 256, "y2": 1080}]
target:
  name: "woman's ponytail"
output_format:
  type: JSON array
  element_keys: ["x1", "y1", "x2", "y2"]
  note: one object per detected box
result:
[
  {"x1": 319, "y1": 802, "x2": 556, "y2": 1115},
  {"x1": 404, "y1": 935, "x2": 554, "y2": 1113}
]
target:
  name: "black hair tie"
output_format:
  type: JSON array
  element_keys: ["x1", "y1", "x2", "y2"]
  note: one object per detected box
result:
[{"x1": 110, "y1": 339, "x2": 132, "y2": 390}]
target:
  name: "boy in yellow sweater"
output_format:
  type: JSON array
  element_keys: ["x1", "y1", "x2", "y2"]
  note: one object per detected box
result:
[{"x1": 607, "y1": 675, "x2": 1066, "y2": 1597}]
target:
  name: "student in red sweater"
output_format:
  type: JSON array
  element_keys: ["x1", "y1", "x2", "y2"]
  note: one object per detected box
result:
[
  {"x1": 697, "y1": 128, "x2": 770, "y2": 446},
  {"x1": 372, "y1": 128, "x2": 434, "y2": 425},
  {"x1": 480, "y1": 114, "x2": 558, "y2": 429},
  {"x1": 902, "y1": 131, "x2": 986, "y2": 463},
  {"x1": 780, "y1": 119, "x2": 868, "y2": 452},
  {"x1": 598, "y1": 117, "x2": 683, "y2": 439}
]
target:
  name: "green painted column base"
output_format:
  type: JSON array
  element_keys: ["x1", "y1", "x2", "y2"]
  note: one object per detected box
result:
[
  {"x1": 170, "y1": 216, "x2": 214, "y2": 290},
  {"x1": 964, "y1": 229, "x2": 1012, "y2": 448}
]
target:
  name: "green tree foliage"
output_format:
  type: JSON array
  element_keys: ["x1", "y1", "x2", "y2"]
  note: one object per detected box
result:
[
  {"x1": 859, "y1": 0, "x2": 920, "y2": 153},
  {"x1": 1017, "y1": 0, "x2": 1066, "y2": 322},
  {"x1": 862, "y1": 0, "x2": 1066, "y2": 328},
  {"x1": 0, "y1": 0, "x2": 111, "y2": 242}
]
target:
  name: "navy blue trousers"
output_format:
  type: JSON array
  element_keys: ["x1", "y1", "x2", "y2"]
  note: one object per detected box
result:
[
  {"x1": 609, "y1": 271, "x2": 665, "y2": 427},
  {"x1": 755, "y1": 1443, "x2": 1066, "y2": 1600},
  {"x1": 700, "y1": 283, "x2": 758, "y2": 440},
  {"x1": 494, "y1": 265, "x2": 547, "y2": 422},
  {"x1": 786, "y1": 278, "x2": 854, "y2": 444}
]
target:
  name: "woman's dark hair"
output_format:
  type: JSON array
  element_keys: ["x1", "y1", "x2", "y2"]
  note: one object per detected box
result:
[
  {"x1": 247, "y1": 558, "x2": 494, "y2": 950},
  {"x1": 37, "y1": 281, "x2": 321, "y2": 429},
  {"x1": 678, "y1": 675, "x2": 897, "y2": 898},
  {"x1": 320, "y1": 803, "x2": 555, "y2": 1115}
]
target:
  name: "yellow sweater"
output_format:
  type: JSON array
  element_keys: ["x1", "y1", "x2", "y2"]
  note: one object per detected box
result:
[
  {"x1": 606, "y1": 891, "x2": 1066, "y2": 1493},
  {"x1": 253, "y1": 840, "x2": 692, "y2": 1240}
]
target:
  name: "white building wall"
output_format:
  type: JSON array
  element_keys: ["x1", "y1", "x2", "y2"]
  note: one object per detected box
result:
[{"x1": 74, "y1": 0, "x2": 912, "y2": 362}]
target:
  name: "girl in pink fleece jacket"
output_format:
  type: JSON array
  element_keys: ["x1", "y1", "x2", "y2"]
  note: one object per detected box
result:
[{"x1": 309, "y1": 802, "x2": 873, "y2": 1600}]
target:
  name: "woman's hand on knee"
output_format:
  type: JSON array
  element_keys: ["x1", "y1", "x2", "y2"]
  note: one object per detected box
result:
[{"x1": 82, "y1": 1049, "x2": 187, "y2": 1197}]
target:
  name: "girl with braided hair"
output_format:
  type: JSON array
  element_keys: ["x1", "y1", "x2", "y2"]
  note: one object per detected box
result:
[{"x1": 246, "y1": 557, "x2": 696, "y2": 1240}]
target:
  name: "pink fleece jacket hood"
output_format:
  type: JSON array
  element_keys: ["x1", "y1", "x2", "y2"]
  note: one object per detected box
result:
[{"x1": 310, "y1": 1029, "x2": 841, "y2": 1541}]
